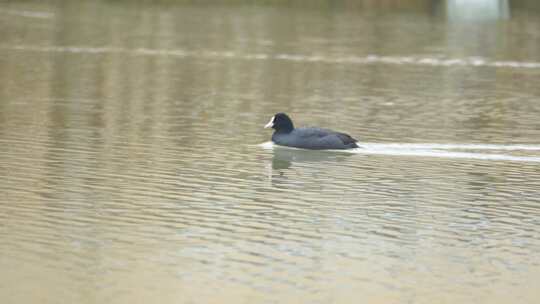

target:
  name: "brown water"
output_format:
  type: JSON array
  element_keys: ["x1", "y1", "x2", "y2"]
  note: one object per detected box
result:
[{"x1": 1, "y1": 1, "x2": 540, "y2": 303}]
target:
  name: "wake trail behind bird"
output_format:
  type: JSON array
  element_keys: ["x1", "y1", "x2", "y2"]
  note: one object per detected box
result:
[{"x1": 260, "y1": 142, "x2": 540, "y2": 163}]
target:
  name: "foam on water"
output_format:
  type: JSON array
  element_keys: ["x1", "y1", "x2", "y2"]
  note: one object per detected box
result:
[
  {"x1": 260, "y1": 141, "x2": 540, "y2": 163},
  {"x1": 358, "y1": 142, "x2": 540, "y2": 151},
  {"x1": 0, "y1": 9, "x2": 54, "y2": 19},
  {"x1": 2, "y1": 44, "x2": 540, "y2": 69}
]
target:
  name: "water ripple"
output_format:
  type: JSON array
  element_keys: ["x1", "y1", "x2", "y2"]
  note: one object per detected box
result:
[
  {"x1": 2, "y1": 44, "x2": 540, "y2": 69},
  {"x1": 260, "y1": 141, "x2": 540, "y2": 163}
]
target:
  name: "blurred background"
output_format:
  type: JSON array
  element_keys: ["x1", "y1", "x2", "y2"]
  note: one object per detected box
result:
[{"x1": 1, "y1": 1, "x2": 539, "y2": 304}]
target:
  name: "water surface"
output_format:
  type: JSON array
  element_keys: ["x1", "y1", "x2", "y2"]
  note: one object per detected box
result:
[{"x1": 1, "y1": 1, "x2": 540, "y2": 303}]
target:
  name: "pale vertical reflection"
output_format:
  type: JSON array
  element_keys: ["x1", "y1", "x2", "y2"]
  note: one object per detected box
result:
[{"x1": 446, "y1": 0, "x2": 509, "y2": 20}]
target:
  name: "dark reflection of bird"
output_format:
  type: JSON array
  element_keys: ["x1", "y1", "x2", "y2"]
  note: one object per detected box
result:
[
  {"x1": 264, "y1": 113, "x2": 359, "y2": 150},
  {"x1": 271, "y1": 146, "x2": 352, "y2": 170}
]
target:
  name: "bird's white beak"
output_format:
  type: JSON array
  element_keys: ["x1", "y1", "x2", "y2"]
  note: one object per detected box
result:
[{"x1": 264, "y1": 116, "x2": 274, "y2": 129}]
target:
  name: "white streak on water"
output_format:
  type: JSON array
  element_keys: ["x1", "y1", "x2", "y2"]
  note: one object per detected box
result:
[
  {"x1": 259, "y1": 141, "x2": 540, "y2": 163},
  {"x1": 2, "y1": 44, "x2": 540, "y2": 69},
  {"x1": 0, "y1": 9, "x2": 54, "y2": 19},
  {"x1": 350, "y1": 147, "x2": 540, "y2": 163},
  {"x1": 358, "y1": 143, "x2": 540, "y2": 151}
]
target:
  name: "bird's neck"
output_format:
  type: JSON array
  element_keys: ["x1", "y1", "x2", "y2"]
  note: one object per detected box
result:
[
  {"x1": 275, "y1": 127, "x2": 293, "y2": 134},
  {"x1": 276, "y1": 121, "x2": 294, "y2": 133}
]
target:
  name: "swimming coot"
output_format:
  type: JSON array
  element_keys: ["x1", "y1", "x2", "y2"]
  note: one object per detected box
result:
[{"x1": 264, "y1": 113, "x2": 359, "y2": 150}]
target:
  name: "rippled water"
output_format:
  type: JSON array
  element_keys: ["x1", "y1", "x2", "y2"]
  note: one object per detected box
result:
[{"x1": 1, "y1": 1, "x2": 540, "y2": 303}]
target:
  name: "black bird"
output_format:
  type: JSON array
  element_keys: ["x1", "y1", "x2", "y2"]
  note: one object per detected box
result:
[{"x1": 264, "y1": 113, "x2": 358, "y2": 150}]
